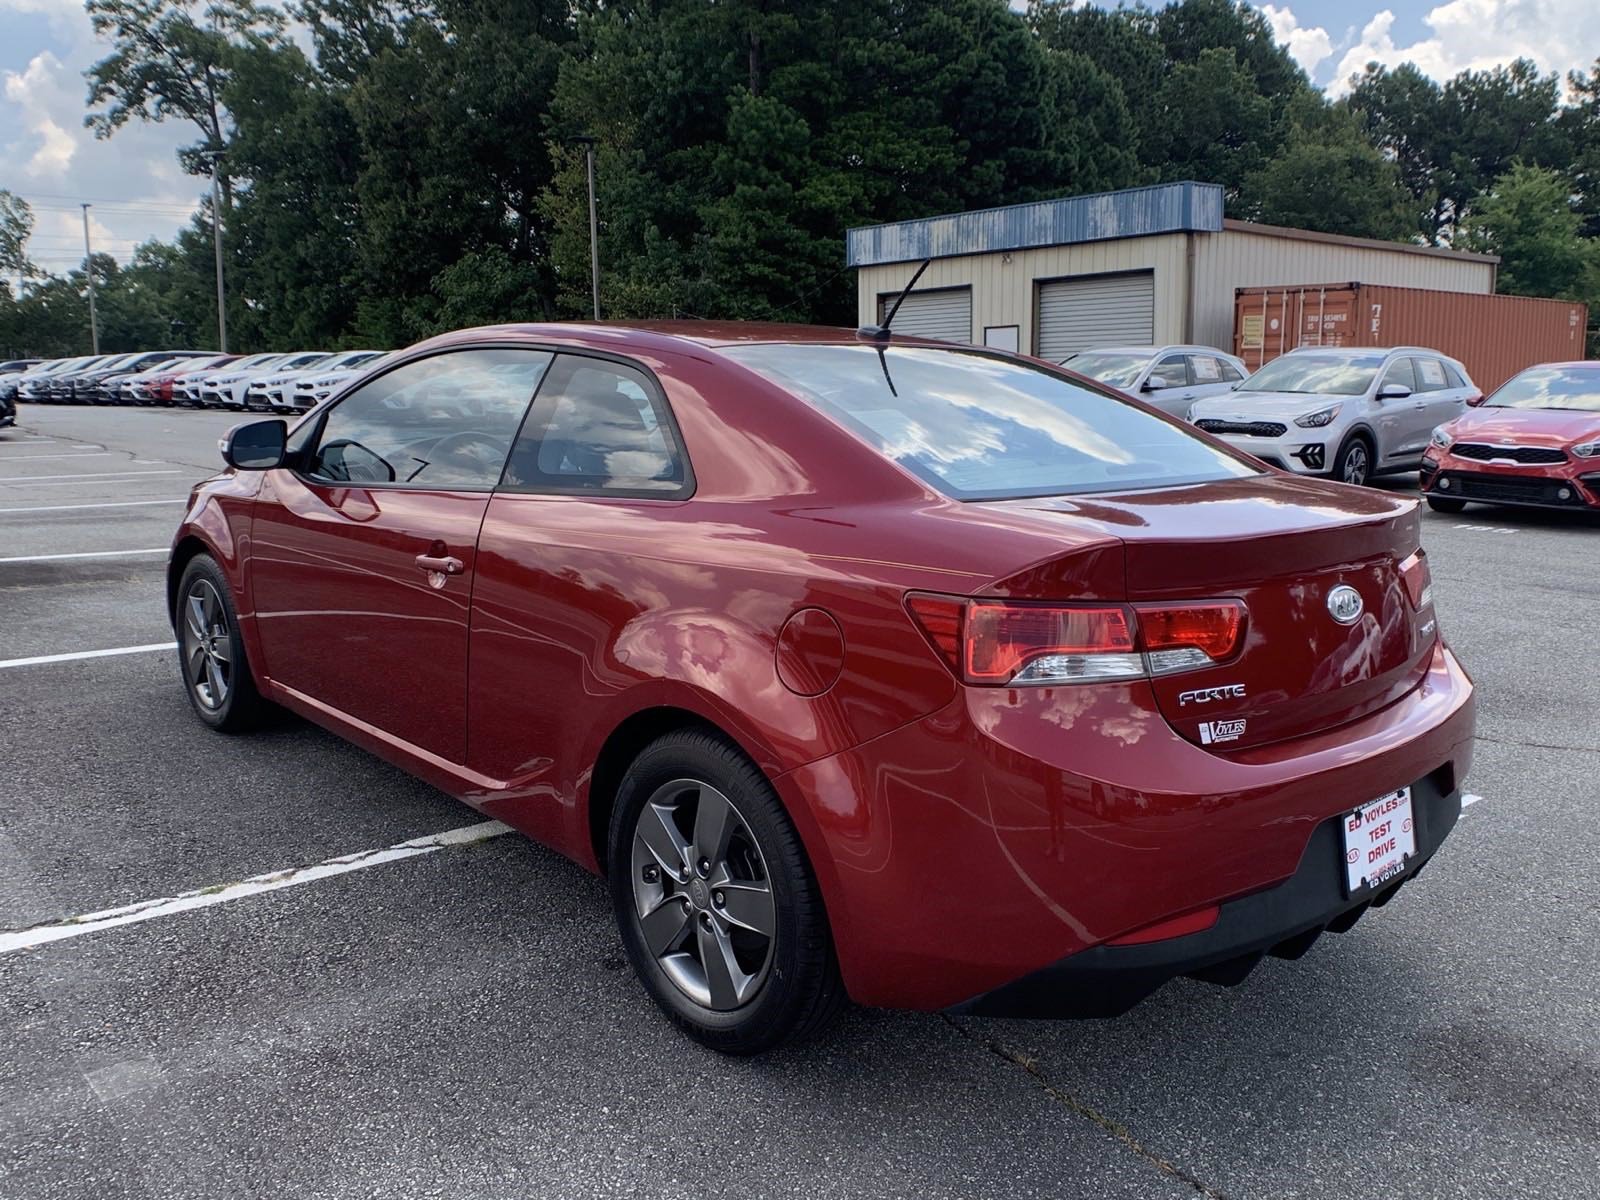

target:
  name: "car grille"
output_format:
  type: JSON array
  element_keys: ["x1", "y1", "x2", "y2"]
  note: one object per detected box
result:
[
  {"x1": 1444, "y1": 471, "x2": 1591, "y2": 506},
  {"x1": 1195, "y1": 419, "x2": 1288, "y2": 438},
  {"x1": 1450, "y1": 442, "x2": 1567, "y2": 465}
]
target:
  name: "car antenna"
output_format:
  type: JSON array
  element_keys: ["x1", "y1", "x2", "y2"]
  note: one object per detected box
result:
[{"x1": 857, "y1": 258, "x2": 931, "y2": 342}]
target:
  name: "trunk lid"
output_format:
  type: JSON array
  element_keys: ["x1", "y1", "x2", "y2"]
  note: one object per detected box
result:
[{"x1": 986, "y1": 475, "x2": 1436, "y2": 750}]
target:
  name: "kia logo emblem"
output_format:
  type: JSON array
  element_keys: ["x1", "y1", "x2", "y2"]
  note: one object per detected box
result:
[{"x1": 1327, "y1": 584, "x2": 1364, "y2": 625}]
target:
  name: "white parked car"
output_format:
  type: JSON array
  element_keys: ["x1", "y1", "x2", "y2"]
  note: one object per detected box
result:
[
  {"x1": 242, "y1": 352, "x2": 340, "y2": 411},
  {"x1": 1188, "y1": 346, "x2": 1478, "y2": 486},
  {"x1": 196, "y1": 354, "x2": 296, "y2": 409},
  {"x1": 282, "y1": 350, "x2": 392, "y2": 411},
  {"x1": 1063, "y1": 345, "x2": 1249, "y2": 417}
]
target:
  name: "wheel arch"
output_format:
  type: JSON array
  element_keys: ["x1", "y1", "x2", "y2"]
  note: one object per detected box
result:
[{"x1": 166, "y1": 534, "x2": 214, "y2": 627}]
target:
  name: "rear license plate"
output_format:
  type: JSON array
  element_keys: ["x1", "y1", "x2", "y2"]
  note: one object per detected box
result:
[{"x1": 1342, "y1": 787, "x2": 1416, "y2": 896}]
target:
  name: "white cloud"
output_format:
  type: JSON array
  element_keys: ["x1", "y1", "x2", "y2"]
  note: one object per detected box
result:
[
  {"x1": 5, "y1": 53, "x2": 77, "y2": 175},
  {"x1": 1328, "y1": 0, "x2": 1600, "y2": 94},
  {"x1": 1259, "y1": 4, "x2": 1335, "y2": 76}
]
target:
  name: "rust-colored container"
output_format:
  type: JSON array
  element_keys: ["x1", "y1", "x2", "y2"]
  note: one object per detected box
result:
[{"x1": 1234, "y1": 282, "x2": 1588, "y2": 392}]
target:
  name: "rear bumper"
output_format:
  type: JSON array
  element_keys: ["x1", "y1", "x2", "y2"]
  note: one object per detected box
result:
[
  {"x1": 779, "y1": 642, "x2": 1475, "y2": 1012},
  {"x1": 952, "y1": 773, "x2": 1459, "y2": 1017}
]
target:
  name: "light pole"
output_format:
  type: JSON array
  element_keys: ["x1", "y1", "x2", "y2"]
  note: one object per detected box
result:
[
  {"x1": 570, "y1": 135, "x2": 600, "y2": 320},
  {"x1": 80, "y1": 203, "x2": 100, "y2": 354},
  {"x1": 201, "y1": 149, "x2": 228, "y2": 352}
]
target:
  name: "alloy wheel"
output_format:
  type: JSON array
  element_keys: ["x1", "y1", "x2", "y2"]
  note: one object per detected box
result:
[
  {"x1": 1343, "y1": 442, "x2": 1370, "y2": 485},
  {"x1": 181, "y1": 579, "x2": 233, "y2": 710},
  {"x1": 629, "y1": 779, "x2": 776, "y2": 1011}
]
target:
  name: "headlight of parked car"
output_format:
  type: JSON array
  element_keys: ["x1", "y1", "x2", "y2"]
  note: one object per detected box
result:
[
  {"x1": 1573, "y1": 440, "x2": 1600, "y2": 457},
  {"x1": 1430, "y1": 426, "x2": 1453, "y2": 449},
  {"x1": 1294, "y1": 404, "x2": 1342, "y2": 429}
]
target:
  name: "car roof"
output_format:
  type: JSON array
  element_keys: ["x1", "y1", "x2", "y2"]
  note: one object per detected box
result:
[
  {"x1": 1284, "y1": 345, "x2": 1449, "y2": 358},
  {"x1": 1074, "y1": 345, "x2": 1239, "y2": 357},
  {"x1": 410, "y1": 320, "x2": 962, "y2": 359}
]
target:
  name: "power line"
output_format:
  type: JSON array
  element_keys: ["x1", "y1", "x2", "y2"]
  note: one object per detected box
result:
[{"x1": 14, "y1": 192, "x2": 202, "y2": 211}]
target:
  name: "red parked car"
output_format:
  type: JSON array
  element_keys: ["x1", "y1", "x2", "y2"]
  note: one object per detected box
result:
[
  {"x1": 169, "y1": 323, "x2": 1476, "y2": 1052},
  {"x1": 1422, "y1": 361, "x2": 1600, "y2": 513}
]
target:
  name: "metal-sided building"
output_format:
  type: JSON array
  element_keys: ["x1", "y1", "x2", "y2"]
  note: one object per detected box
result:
[{"x1": 848, "y1": 181, "x2": 1498, "y2": 359}]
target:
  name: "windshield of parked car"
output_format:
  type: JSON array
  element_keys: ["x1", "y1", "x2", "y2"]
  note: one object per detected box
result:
[
  {"x1": 1236, "y1": 353, "x2": 1385, "y2": 396},
  {"x1": 1063, "y1": 351, "x2": 1151, "y2": 388},
  {"x1": 1486, "y1": 366, "x2": 1600, "y2": 412},
  {"x1": 726, "y1": 343, "x2": 1258, "y2": 500}
]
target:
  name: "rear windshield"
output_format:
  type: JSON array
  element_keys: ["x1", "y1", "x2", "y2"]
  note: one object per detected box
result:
[
  {"x1": 1238, "y1": 353, "x2": 1385, "y2": 396},
  {"x1": 1487, "y1": 366, "x2": 1600, "y2": 412},
  {"x1": 725, "y1": 343, "x2": 1257, "y2": 500},
  {"x1": 1064, "y1": 351, "x2": 1151, "y2": 388}
]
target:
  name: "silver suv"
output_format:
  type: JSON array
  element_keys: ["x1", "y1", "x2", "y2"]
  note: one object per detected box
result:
[{"x1": 1188, "y1": 346, "x2": 1478, "y2": 486}]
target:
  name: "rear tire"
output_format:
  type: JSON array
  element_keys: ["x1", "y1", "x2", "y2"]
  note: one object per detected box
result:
[
  {"x1": 607, "y1": 730, "x2": 845, "y2": 1055},
  {"x1": 175, "y1": 554, "x2": 271, "y2": 733},
  {"x1": 1425, "y1": 496, "x2": 1467, "y2": 514},
  {"x1": 1332, "y1": 433, "x2": 1374, "y2": 486}
]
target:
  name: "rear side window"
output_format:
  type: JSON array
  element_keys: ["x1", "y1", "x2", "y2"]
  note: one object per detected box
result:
[
  {"x1": 304, "y1": 348, "x2": 551, "y2": 488},
  {"x1": 725, "y1": 343, "x2": 1257, "y2": 501},
  {"x1": 1217, "y1": 358, "x2": 1245, "y2": 382},
  {"x1": 502, "y1": 355, "x2": 690, "y2": 495}
]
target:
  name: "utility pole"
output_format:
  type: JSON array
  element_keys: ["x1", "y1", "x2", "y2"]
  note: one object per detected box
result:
[
  {"x1": 569, "y1": 135, "x2": 601, "y2": 321},
  {"x1": 202, "y1": 150, "x2": 228, "y2": 352},
  {"x1": 80, "y1": 203, "x2": 100, "y2": 355}
]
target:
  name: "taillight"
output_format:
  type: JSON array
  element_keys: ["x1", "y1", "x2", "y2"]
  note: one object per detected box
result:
[
  {"x1": 1399, "y1": 550, "x2": 1432, "y2": 610},
  {"x1": 907, "y1": 594, "x2": 1245, "y2": 686}
]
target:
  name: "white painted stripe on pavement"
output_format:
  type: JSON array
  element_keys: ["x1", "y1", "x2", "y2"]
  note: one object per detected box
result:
[
  {"x1": 0, "y1": 499, "x2": 186, "y2": 514},
  {"x1": 1461, "y1": 793, "x2": 1484, "y2": 809},
  {"x1": 0, "y1": 469, "x2": 182, "y2": 483},
  {"x1": 0, "y1": 451, "x2": 111, "y2": 461},
  {"x1": 0, "y1": 821, "x2": 513, "y2": 956},
  {"x1": 0, "y1": 548, "x2": 166, "y2": 564},
  {"x1": 0, "y1": 642, "x2": 177, "y2": 669}
]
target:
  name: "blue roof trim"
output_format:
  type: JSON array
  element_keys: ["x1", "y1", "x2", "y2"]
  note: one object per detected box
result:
[{"x1": 845, "y1": 182, "x2": 1225, "y2": 267}]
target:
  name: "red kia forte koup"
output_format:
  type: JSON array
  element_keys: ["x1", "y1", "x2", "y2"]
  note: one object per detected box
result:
[{"x1": 169, "y1": 323, "x2": 1476, "y2": 1053}]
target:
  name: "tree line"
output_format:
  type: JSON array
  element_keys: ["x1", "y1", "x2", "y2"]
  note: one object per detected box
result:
[{"x1": 3, "y1": 0, "x2": 1599, "y2": 358}]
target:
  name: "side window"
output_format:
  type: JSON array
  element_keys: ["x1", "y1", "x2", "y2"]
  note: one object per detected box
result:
[
  {"x1": 1442, "y1": 361, "x2": 1468, "y2": 389},
  {"x1": 1217, "y1": 358, "x2": 1245, "y2": 382},
  {"x1": 503, "y1": 355, "x2": 690, "y2": 495},
  {"x1": 1188, "y1": 354, "x2": 1224, "y2": 384},
  {"x1": 1380, "y1": 358, "x2": 1416, "y2": 392},
  {"x1": 1413, "y1": 358, "x2": 1449, "y2": 393},
  {"x1": 304, "y1": 348, "x2": 551, "y2": 488},
  {"x1": 1150, "y1": 355, "x2": 1190, "y2": 388}
]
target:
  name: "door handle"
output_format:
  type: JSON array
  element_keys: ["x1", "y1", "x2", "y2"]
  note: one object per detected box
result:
[{"x1": 415, "y1": 553, "x2": 464, "y2": 576}]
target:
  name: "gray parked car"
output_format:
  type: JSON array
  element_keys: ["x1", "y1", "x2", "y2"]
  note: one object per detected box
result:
[{"x1": 1063, "y1": 345, "x2": 1249, "y2": 417}]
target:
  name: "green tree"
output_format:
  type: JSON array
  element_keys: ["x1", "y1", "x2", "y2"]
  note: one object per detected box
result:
[
  {"x1": 84, "y1": 0, "x2": 287, "y2": 196},
  {"x1": 1240, "y1": 96, "x2": 1414, "y2": 239},
  {"x1": 1562, "y1": 58, "x2": 1600, "y2": 237},
  {"x1": 1461, "y1": 165, "x2": 1599, "y2": 300},
  {"x1": 1149, "y1": 47, "x2": 1272, "y2": 198},
  {"x1": 0, "y1": 190, "x2": 34, "y2": 278}
]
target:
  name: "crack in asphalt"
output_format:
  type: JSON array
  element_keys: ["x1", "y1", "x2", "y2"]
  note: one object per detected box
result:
[
  {"x1": 1474, "y1": 733, "x2": 1600, "y2": 756},
  {"x1": 941, "y1": 1015, "x2": 1232, "y2": 1200}
]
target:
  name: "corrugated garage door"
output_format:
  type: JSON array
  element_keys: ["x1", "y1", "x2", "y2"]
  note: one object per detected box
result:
[
  {"x1": 878, "y1": 287, "x2": 972, "y2": 343},
  {"x1": 1036, "y1": 272, "x2": 1154, "y2": 361}
]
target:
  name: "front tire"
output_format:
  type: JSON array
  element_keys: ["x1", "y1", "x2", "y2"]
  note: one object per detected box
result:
[
  {"x1": 176, "y1": 554, "x2": 271, "y2": 732},
  {"x1": 608, "y1": 730, "x2": 844, "y2": 1054},
  {"x1": 1425, "y1": 496, "x2": 1467, "y2": 514},
  {"x1": 1332, "y1": 433, "x2": 1374, "y2": 486}
]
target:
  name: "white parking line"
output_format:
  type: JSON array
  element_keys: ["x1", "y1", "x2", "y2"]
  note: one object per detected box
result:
[
  {"x1": 0, "y1": 451, "x2": 111, "y2": 461},
  {"x1": 0, "y1": 548, "x2": 167, "y2": 564},
  {"x1": 0, "y1": 469, "x2": 182, "y2": 483},
  {"x1": 1461, "y1": 793, "x2": 1484, "y2": 809},
  {"x1": 0, "y1": 642, "x2": 177, "y2": 670},
  {"x1": 0, "y1": 499, "x2": 186, "y2": 514},
  {"x1": 0, "y1": 821, "x2": 512, "y2": 956}
]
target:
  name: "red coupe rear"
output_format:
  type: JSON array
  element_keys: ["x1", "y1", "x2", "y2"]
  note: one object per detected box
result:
[
  {"x1": 168, "y1": 323, "x2": 1475, "y2": 1052},
  {"x1": 1423, "y1": 361, "x2": 1600, "y2": 513}
]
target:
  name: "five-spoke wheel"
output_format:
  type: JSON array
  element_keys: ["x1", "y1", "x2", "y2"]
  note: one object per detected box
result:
[{"x1": 181, "y1": 577, "x2": 233, "y2": 710}]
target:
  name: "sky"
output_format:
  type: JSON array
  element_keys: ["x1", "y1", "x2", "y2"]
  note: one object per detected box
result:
[{"x1": 2, "y1": 0, "x2": 1599, "y2": 271}]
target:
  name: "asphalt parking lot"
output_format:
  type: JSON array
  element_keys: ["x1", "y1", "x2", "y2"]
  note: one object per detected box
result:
[{"x1": 2, "y1": 404, "x2": 1597, "y2": 1200}]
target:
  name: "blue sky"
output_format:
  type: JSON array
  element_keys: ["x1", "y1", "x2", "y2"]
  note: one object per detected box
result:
[{"x1": 3, "y1": 0, "x2": 1596, "y2": 267}]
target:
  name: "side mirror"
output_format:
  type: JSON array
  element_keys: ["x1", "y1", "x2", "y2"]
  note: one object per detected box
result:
[
  {"x1": 1376, "y1": 383, "x2": 1412, "y2": 401},
  {"x1": 1143, "y1": 374, "x2": 1177, "y2": 392},
  {"x1": 221, "y1": 418, "x2": 287, "y2": 470},
  {"x1": 1465, "y1": 392, "x2": 1485, "y2": 407}
]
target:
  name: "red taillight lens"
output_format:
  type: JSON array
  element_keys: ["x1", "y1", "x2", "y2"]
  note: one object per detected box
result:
[
  {"x1": 908, "y1": 594, "x2": 1242, "y2": 686},
  {"x1": 1134, "y1": 600, "x2": 1246, "y2": 674},
  {"x1": 1399, "y1": 550, "x2": 1432, "y2": 610},
  {"x1": 965, "y1": 602, "x2": 1137, "y2": 683}
]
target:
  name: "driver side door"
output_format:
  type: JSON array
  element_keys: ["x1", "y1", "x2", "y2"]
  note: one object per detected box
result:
[{"x1": 249, "y1": 348, "x2": 552, "y2": 763}]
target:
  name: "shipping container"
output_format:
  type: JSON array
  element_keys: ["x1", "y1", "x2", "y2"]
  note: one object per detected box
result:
[{"x1": 1233, "y1": 282, "x2": 1588, "y2": 392}]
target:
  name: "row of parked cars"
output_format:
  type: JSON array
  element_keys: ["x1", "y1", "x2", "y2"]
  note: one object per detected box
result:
[
  {"x1": 0, "y1": 348, "x2": 390, "y2": 415},
  {"x1": 1063, "y1": 341, "x2": 1600, "y2": 514}
]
